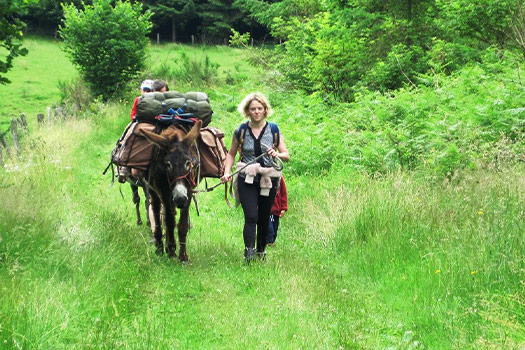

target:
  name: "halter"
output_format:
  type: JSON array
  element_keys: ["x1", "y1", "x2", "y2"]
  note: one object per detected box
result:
[{"x1": 169, "y1": 161, "x2": 198, "y2": 189}]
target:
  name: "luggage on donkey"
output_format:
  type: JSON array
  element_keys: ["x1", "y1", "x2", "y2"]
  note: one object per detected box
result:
[
  {"x1": 136, "y1": 91, "x2": 213, "y2": 127},
  {"x1": 197, "y1": 127, "x2": 228, "y2": 178},
  {"x1": 111, "y1": 122, "x2": 158, "y2": 171}
]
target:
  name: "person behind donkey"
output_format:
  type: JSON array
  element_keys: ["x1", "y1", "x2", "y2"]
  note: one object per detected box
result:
[
  {"x1": 221, "y1": 92, "x2": 290, "y2": 262},
  {"x1": 117, "y1": 79, "x2": 153, "y2": 181},
  {"x1": 125, "y1": 79, "x2": 168, "y2": 180},
  {"x1": 152, "y1": 79, "x2": 169, "y2": 93},
  {"x1": 267, "y1": 175, "x2": 287, "y2": 246},
  {"x1": 130, "y1": 79, "x2": 154, "y2": 121}
]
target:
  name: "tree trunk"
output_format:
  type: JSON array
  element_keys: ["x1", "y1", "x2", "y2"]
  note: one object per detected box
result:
[{"x1": 172, "y1": 18, "x2": 177, "y2": 42}]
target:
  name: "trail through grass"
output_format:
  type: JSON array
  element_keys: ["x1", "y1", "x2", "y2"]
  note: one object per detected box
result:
[{"x1": 0, "y1": 38, "x2": 523, "y2": 349}]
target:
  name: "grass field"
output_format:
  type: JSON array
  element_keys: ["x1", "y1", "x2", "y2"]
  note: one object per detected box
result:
[{"x1": 0, "y1": 38, "x2": 523, "y2": 349}]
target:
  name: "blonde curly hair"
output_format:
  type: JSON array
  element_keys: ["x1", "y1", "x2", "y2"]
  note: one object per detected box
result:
[{"x1": 237, "y1": 92, "x2": 274, "y2": 118}]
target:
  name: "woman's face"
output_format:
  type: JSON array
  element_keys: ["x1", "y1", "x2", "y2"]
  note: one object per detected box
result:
[{"x1": 247, "y1": 100, "x2": 266, "y2": 122}]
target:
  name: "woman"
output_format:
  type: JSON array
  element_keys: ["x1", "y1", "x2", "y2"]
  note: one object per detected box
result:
[{"x1": 221, "y1": 92, "x2": 290, "y2": 262}]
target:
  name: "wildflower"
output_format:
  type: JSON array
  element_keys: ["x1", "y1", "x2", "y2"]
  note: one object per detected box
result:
[
  {"x1": 471, "y1": 270, "x2": 477, "y2": 275},
  {"x1": 478, "y1": 210, "x2": 484, "y2": 215},
  {"x1": 435, "y1": 269, "x2": 441, "y2": 274}
]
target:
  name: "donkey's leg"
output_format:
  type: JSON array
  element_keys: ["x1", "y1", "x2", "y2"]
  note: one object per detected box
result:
[
  {"x1": 162, "y1": 195, "x2": 177, "y2": 258},
  {"x1": 131, "y1": 184, "x2": 142, "y2": 225},
  {"x1": 177, "y1": 207, "x2": 190, "y2": 262},
  {"x1": 142, "y1": 187, "x2": 151, "y2": 227},
  {"x1": 149, "y1": 192, "x2": 164, "y2": 255}
]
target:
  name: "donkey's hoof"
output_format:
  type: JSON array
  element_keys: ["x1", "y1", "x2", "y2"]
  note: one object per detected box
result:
[
  {"x1": 179, "y1": 254, "x2": 189, "y2": 262},
  {"x1": 137, "y1": 219, "x2": 142, "y2": 226},
  {"x1": 166, "y1": 248, "x2": 177, "y2": 258}
]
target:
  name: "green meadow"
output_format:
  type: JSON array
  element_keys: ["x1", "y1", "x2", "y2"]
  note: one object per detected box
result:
[{"x1": 0, "y1": 39, "x2": 523, "y2": 349}]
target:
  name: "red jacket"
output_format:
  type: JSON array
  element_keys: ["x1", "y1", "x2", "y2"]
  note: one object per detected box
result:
[
  {"x1": 130, "y1": 96, "x2": 139, "y2": 121},
  {"x1": 271, "y1": 176, "x2": 288, "y2": 216}
]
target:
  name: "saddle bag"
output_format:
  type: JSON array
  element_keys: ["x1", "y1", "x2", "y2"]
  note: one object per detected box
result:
[
  {"x1": 197, "y1": 127, "x2": 228, "y2": 178},
  {"x1": 111, "y1": 122, "x2": 158, "y2": 171}
]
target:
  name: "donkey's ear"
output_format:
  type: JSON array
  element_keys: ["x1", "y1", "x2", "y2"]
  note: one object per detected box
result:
[
  {"x1": 182, "y1": 120, "x2": 202, "y2": 146},
  {"x1": 140, "y1": 129, "x2": 169, "y2": 150}
]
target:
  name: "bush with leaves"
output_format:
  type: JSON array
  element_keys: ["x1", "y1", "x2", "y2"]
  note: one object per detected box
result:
[
  {"x1": 60, "y1": 0, "x2": 152, "y2": 99},
  {"x1": 0, "y1": 0, "x2": 30, "y2": 85}
]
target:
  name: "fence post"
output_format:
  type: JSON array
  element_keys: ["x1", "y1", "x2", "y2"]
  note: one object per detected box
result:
[
  {"x1": 54, "y1": 106, "x2": 65, "y2": 121},
  {"x1": 191, "y1": 35, "x2": 195, "y2": 46},
  {"x1": 37, "y1": 113, "x2": 45, "y2": 124},
  {"x1": 72, "y1": 104, "x2": 78, "y2": 120},
  {"x1": 0, "y1": 132, "x2": 10, "y2": 158},
  {"x1": 157, "y1": 33, "x2": 160, "y2": 45},
  {"x1": 11, "y1": 118, "x2": 20, "y2": 156},
  {"x1": 19, "y1": 113, "x2": 28, "y2": 128},
  {"x1": 47, "y1": 107, "x2": 52, "y2": 123}
]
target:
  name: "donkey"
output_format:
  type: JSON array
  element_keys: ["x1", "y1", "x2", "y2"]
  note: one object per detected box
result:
[{"x1": 139, "y1": 120, "x2": 202, "y2": 261}]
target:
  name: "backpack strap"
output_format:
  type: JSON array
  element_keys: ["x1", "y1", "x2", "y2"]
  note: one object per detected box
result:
[
  {"x1": 235, "y1": 121, "x2": 280, "y2": 158},
  {"x1": 268, "y1": 122, "x2": 280, "y2": 148},
  {"x1": 235, "y1": 121, "x2": 249, "y2": 159}
]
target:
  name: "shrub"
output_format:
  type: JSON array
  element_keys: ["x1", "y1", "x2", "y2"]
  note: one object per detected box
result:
[
  {"x1": 152, "y1": 51, "x2": 219, "y2": 86},
  {"x1": 60, "y1": 0, "x2": 152, "y2": 100},
  {"x1": 57, "y1": 77, "x2": 92, "y2": 112}
]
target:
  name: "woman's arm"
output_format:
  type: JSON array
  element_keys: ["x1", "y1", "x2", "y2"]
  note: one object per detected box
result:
[
  {"x1": 220, "y1": 135, "x2": 239, "y2": 183},
  {"x1": 266, "y1": 134, "x2": 289, "y2": 162}
]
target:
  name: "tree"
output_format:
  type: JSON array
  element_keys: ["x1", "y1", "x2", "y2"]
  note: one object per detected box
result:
[
  {"x1": 145, "y1": 0, "x2": 196, "y2": 42},
  {"x1": 60, "y1": 0, "x2": 152, "y2": 99},
  {"x1": 0, "y1": 0, "x2": 30, "y2": 84},
  {"x1": 22, "y1": 0, "x2": 89, "y2": 35}
]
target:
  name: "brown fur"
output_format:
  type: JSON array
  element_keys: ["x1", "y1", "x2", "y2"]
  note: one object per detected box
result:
[{"x1": 139, "y1": 120, "x2": 202, "y2": 261}]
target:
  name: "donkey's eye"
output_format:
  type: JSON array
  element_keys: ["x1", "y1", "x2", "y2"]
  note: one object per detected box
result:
[
  {"x1": 185, "y1": 161, "x2": 191, "y2": 171},
  {"x1": 166, "y1": 161, "x2": 173, "y2": 172}
]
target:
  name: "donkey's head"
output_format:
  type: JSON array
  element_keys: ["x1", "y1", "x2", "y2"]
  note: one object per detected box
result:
[{"x1": 141, "y1": 120, "x2": 202, "y2": 208}]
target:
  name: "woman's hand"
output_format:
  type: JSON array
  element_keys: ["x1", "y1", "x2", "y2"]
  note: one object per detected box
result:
[
  {"x1": 266, "y1": 147, "x2": 278, "y2": 158},
  {"x1": 220, "y1": 173, "x2": 232, "y2": 183}
]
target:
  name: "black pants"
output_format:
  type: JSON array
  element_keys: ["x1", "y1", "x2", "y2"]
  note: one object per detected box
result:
[{"x1": 238, "y1": 178, "x2": 278, "y2": 252}]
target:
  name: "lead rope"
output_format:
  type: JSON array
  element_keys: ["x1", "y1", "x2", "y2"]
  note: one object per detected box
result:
[{"x1": 192, "y1": 143, "x2": 283, "y2": 201}]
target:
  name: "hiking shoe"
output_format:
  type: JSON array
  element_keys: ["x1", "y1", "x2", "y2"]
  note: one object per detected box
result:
[{"x1": 244, "y1": 247, "x2": 256, "y2": 263}]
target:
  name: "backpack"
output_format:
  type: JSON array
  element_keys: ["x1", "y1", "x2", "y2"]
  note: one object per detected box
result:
[
  {"x1": 136, "y1": 91, "x2": 213, "y2": 127},
  {"x1": 235, "y1": 121, "x2": 280, "y2": 158},
  {"x1": 197, "y1": 127, "x2": 228, "y2": 178}
]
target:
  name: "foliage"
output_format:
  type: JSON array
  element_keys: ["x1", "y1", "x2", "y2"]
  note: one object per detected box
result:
[
  {"x1": 0, "y1": 0, "x2": 32, "y2": 84},
  {"x1": 152, "y1": 51, "x2": 219, "y2": 86},
  {"x1": 229, "y1": 28, "x2": 250, "y2": 47},
  {"x1": 57, "y1": 77, "x2": 92, "y2": 112},
  {"x1": 435, "y1": 0, "x2": 521, "y2": 49},
  {"x1": 59, "y1": 0, "x2": 152, "y2": 99},
  {"x1": 22, "y1": 0, "x2": 88, "y2": 34},
  {"x1": 280, "y1": 50, "x2": 524, "y2": 177},
  {"x1": 238, "y1": 0, "x2": 525, "y2": 101},
  {"x1": 144, "y1": 0, "x2": 196, "y2": 42},
  {"x1": 0, "y1": 38, "x2": 523, "y2": 349}
]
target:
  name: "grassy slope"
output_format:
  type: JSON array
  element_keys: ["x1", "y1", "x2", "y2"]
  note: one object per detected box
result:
[
  {"x1": 0, "y1": 37, "x2": 77, "y2": 131},
  {"x1": 0, "y1": 39, "x2": 523, "y2": 349}
]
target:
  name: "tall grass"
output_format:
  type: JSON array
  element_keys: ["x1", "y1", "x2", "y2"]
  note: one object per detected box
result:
[{"x1": 0, "y1": 38, "x2": 523, "y2": 349}]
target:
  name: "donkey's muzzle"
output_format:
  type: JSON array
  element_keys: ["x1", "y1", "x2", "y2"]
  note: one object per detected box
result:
[{"x1": 172, "y1": 182, "x2": 189, "y2": 208}]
